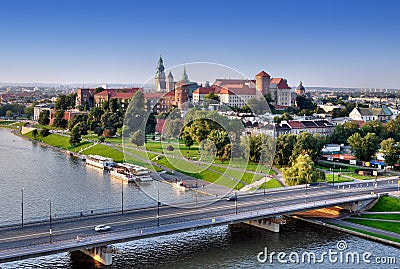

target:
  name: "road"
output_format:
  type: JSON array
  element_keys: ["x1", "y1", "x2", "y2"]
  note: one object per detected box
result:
[{"x1": 0, "y1": 180, "x2": 397, "y2": 255}]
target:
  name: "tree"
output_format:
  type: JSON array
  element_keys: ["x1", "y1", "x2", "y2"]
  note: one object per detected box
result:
[
  {"x1": 32, "y1": 129, "x2": 38, "y2": 138},
  {"x1": 69, "y1": 124, "x2": 82, "y2": 146},
  {"x1": 145, "y1": 112, "x2": 157, "y2": 134},
  {"x1": 24, "y1": 105, "x2": 34, "y2": 119},
  {"x1": 52, "y1": 110, "x2": 67, "y2": 128},
  {"x1": 164, "y1": 118, "x2": 183, "y2": 138},
  {"x1": 247, "y1": 98, "x2": 268, "y2": 115},
  {"x1": 38, "y1": 110, "x2": 50, "y2": 125},
  {"x1": 274, "y1": 134, "x2": 296, "y2": 167},
  {"x1": 347, "y1": 132, "x2": 379, "y2": 161},
  {"x1": 130, "y1": 129, "x2": 145, "y2": 146},
  {"x1": 208, "y1": 130, "x2": 230, "y2": 160},
  {"x1": 282, "y1": 154, "x2": 324, "y2": 186},
  {"x1": 40, "y1": 128, "x2": 50, "y2": 137},
  {"x1": 204, "y1": 91, "x2": 220, "y2": 102},
  {"x1": 296, "y1": 95, "x2": 316, "y2": 110},
  {"x1": 290, "y1": 132, "x2": 325, "y2": 165},
  {"x1": 380, "y1": 138, "x2": 400, "y2": 166},
  {"x1": 5, "y1": 110, "x2": 13, "y2": 118},
  {"x1": 182, "y1": 132, "x2": 194, "y2": 148}
]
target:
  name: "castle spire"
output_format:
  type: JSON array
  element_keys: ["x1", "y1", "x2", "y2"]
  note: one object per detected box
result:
[
  {"x1": 181, "y1": 66, "x2": 189, "y2": 82},
  {"x1": 156, "y1": 55, "x2": 165, "y2": 78}
]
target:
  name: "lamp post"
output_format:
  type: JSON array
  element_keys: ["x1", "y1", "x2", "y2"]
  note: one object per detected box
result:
[
  {"x1": 21, "y1": 187, "x2": 24, "y2": 228},
  {"x1": 333, "y1": 162, "x2": 335, "y2": 187},
  {"x1": 235, "y1": 191, "x2": 238, "y2": 214},
  {"x1": 121, "y1": 180, "x2": 124, "y2": 214},
  {"x1": 157, "y1": 189, "x2": 160, "y2": 226},
  {"x1": 48, "y1": 199, "x2": 52, "y2": 243}
]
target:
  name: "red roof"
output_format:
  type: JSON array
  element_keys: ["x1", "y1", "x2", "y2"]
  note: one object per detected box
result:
[
  {"x1": 287, "y1": 121, "x2": 305, "y2": 128},
  {"x1": 270, "y1": 78, "x2": 291, "y2": 89},
  {"x1": 95, "y1": 88, "x2": 141, "y2": 98},
  {"x1": 193, "y1": 87, "x2": 215, "y2": 95},
  {"x1": 256, "y1": 71, "x2": 270, "y2": 77},
  {"x1": 144, "y1": 92, "x2": 164, "y2": 99}
]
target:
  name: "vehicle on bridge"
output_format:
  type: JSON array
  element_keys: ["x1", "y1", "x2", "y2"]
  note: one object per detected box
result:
[{"x1": 94, "y1": 225, "x2": 111, "y2": 232}]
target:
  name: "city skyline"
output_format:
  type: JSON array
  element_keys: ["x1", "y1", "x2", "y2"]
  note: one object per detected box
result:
[{"x1": 0, "y1": 0, "x2": 399, "y2": 88}]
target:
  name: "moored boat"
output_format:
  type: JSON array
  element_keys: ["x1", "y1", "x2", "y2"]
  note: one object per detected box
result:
[{"x1": 85, "y1": 155, "x2": 114, "y2": 170}]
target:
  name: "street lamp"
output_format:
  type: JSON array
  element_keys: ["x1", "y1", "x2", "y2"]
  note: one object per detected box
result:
[
  {"x1": 157, "y1": 189, "x2": 160, "y2": 226},
  {"x1": 332, "y1": 162, "x2": 335, "y2": 187},
  {"x1": 121, "y1": 179, "x2": 124, "y2": 214},
  {"x1": 21, "y1": 187, "x2": 24, "y2": 228},
  {"x1": 235, "y1": 191, "x2": 238, "y2": 214},
  {"x1": 48, "y1": 199, "x2": 52, "y2": 243}
]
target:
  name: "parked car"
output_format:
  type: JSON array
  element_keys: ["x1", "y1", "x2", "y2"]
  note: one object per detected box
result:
[{"x1": 94, "y1": 225, "x2": 111, "y2": 232}]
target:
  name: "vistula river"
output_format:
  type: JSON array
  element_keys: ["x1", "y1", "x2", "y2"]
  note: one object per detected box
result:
[{"x1": 0, "y1": 128, "x2": 398, "y2": 268}]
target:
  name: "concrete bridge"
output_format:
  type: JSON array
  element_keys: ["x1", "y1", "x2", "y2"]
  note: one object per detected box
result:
[{"x1": 0, "y1": 180, "x2": 397, "y2": 265}]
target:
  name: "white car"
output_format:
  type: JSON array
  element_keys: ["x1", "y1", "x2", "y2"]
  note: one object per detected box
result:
[{"x1": 94, "y1": 225, "x2": 111, "y2": 232}]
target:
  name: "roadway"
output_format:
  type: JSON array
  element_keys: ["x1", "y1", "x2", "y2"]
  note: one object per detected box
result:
[{"x1": 0, "y1": 180, "x2": 398, "y2": 263}]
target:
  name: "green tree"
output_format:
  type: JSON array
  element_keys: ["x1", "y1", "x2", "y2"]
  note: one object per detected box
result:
[
  {"x1": 274, "y1": 134, "x2": 296, "y2": 167},
  {"x1": 32, "y1": 129, "x2": 38, "y2": 138},
  {"x1": 247, "y1": 98, "x2": 268, "y2": 115},
  {"x1": 290, "y1": 132, "x2": 325, "y2": 165},
  {"x1": 130, "y1": 129, "x2": 145, "y2": 146},
  {"x1": 145, "y1": 112, "x2": 157, "y2": 134},
  {"x1": 348, "y1": 132, "x2": 379, "y2": 161},
  {"x1": 208, "y1": 129, "x2": 230, "y2": 160},
  {"x1": 40, "y1": 128, "x2": 50, "y2": 137},
  {"x1": 282, "y1": 154, "x2": 324, "y2": 186},
  {"x1": 69, "y1": 124, "x2": 82, "y2": 146},
  {"x1": 182, "y1": 132, "x2": 194, "y2": 148},
  {"x1": 24, "y1": 105, "x2": 34, "y2": 119},
  {"x1": 52, "y1": 110, "x2": 67, "y2": 128},
  {"x1": 5, "y1": 110, "x2": 13, "y2": 118},
  {"x1": 38, "y1": 110, "x2": 50, "y2": 125},
  {"x1": 380, "y1": 138, "x2": 400, "y2": 166}
]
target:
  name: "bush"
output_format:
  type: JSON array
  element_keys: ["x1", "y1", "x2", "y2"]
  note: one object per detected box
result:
[
  {"x1": 40, "y1": 128, "x2": 50, "y2": 137},
  {"x1": 167, "y1": 145, "x2": 174, "y2": 151},
  {"x1": 98, "y1": 136, "x2": 106, "y2": 142}
]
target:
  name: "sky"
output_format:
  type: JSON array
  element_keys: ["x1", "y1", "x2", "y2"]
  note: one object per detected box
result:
[{"x1": 0, "y1": 0, "x2": 399, "y2": 88}]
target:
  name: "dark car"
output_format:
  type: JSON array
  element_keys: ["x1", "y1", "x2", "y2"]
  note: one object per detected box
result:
[{"x1": 226, "y1": 195, "x2": 237, "y2": 201}]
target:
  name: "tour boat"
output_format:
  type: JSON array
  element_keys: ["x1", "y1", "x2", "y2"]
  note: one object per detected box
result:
[
  {"x1": 109, "y1": 167, "x2": 136, "y2": 183},
  {"x1": 85, "y1": 155, "x2": 114, "y2": 169}
]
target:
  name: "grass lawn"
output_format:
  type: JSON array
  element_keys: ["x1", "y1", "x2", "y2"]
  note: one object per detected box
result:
[
  {"x1": 317, "y1": 162, "x2": 356, "y2": 172},
  {"x1": 117, "y1": 146, "x2": 158, "y2": 160},
  {"x1": 356, "y1": 214, "x2": 400, "y2": 221},
  {"x1": 345, "y1": 218, "x2": 400, "y2": 234},
  {"x1": 24, "y1": 131, "x2": 93, "y2": 152},
  {"x1": 333, "y1": 223, "x2": 400, "y2": 243},
  {"x1": 259, "y1": 178, "x2": 282, "y2": 189},
  {"x1": 323, "y1": 173, "x2": 353, "y2": 183},
  {"x1": 81, "y1": 144, "x2": 124, "y2": 162},
  {"x1": 209, "y1": 165, "x2": 264, "y2": 185},
  {"x1": 369, "y1": 196, "x2": 400, "y2": 212}
]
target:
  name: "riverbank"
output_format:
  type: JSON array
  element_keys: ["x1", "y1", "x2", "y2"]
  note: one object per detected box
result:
[{"x1": 292, "y1": 195, "x2": 400, "y2": 248}]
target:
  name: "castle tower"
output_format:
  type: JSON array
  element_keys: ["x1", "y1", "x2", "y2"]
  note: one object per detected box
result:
[
  {"x1": 255, "y1": 71, "x2": 271, "y2": 96},
  {"x1": 155, "y1": 56, "x2": 166, "y2": 92},
  {"x1": 295, "y1": 81, "x2": 306, "y2": 95},
  {"x1": 181, "y1": 66, "x2": 190, "y2": 83},
  {"x1": 166, "y1": 71, "x2": 174, "y2": 92},
  {"x1": 175, "y1": 85, "x2": 189, "y2": 111}
]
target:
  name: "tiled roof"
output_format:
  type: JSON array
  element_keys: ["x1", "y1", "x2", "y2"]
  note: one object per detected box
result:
[
  {"x1": 301, "y1": 121, "x2": 317, "y2": 127},
  {"x1": 193, "y1": 87, "x2": 215, "y2": 95},
  {"x1": 270, "y1": 78, "x2": 291, "y2": 89},
  {"x1": 144, "y1": 92, "x2": 165, "y2": 99},
  {"x1": 256, "y1": 71, "x2": 270, "y2": 77},
  {"x1": 287, "y1": 121, "x2": 305, "y2": 128}
]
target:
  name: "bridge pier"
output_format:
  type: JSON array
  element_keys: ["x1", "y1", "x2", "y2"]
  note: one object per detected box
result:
[
  {"x1": 244, "y1": 216, "x2": 285, "y2": 233},
  {"x1": 79, "y1": 245, "x2": 113, "y2": 265}
]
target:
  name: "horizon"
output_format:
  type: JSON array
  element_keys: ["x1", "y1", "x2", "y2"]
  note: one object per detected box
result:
[{"x1": 0, "y1": 0, "x2": 399, "y2": 88}]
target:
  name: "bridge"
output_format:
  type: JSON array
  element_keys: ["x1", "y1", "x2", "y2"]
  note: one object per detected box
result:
[{"x1": 0, "y1": 179, "x2": 398, "y2": 265}]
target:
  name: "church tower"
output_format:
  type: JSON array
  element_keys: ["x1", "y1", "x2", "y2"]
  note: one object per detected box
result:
[
  {"x1": 181, "y1": 66, "x2": 190, "y2": 83},
  {"x1": 255, "y1": 71, "x2": 271, "y2": 96},
  {"x1": 155, "y1": 56, "x2": 166, "y2": 92},
  {"x1": 166, "y1": 71, "x2": 175, "y2": 92}
]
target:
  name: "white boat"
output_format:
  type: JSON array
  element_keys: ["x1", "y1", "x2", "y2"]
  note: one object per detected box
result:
[
  {"x1": 173, "y1": 181, "x2": 186, "y2": 191},
  {"x1": 115, "y1": 163, "x2": 153, "y2": 182},
  {"x1": 85, "y1": 155, "x2": 114, "y2": 170},
  {"x1": 109, "y1": 168, "x2": 136, "y2": 183}
]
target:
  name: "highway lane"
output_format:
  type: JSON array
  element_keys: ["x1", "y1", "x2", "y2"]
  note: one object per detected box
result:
[{"x1": 0, "y1": 182, "x2": 397, "y2": 251}]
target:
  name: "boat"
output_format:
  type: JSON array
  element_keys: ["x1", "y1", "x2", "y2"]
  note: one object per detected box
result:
[
  {"x1": 85, "y1": 155, "x2": 114, "y2": 170},
  {"x1": 113, "y1": 163, "x2": 153, "y2": 182},
  {"x1": 109, "y1": 167, "x2": 137, "y2": 183},
  {"x1": 173, "y1": 181, "x2": 186, "y2": 191}
]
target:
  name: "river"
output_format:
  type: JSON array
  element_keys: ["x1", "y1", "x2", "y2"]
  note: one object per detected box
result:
[{"x1": 0, "y1": 128, "x2": 398, "y2": 268}]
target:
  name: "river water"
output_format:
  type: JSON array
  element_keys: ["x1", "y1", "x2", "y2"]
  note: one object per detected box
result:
[{"x1": 0, "y1": 128, "x2": 398, "y2": 268}]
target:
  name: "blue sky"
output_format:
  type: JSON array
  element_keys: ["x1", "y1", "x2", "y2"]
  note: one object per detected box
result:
[{"x1": 0, "y1": 0, "x2": 399, "y2": 88}]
